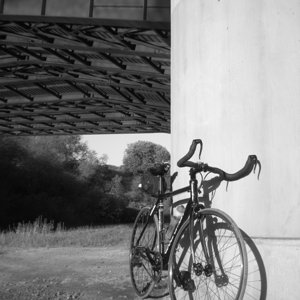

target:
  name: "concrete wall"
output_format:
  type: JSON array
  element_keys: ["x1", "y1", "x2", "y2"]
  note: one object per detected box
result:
[
  {"x1": 171, "y1": 0, "x2": 300, "y2": 238},
  {"x1": 171, "y1": 1, "x2": 300, "y2": 298}
]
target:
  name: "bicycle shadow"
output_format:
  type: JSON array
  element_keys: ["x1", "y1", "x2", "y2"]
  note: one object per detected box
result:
[
  {"x1": 172, "y1": 175, "x2": 267, "y2": 300},
  {"x1": 202, "y1": 176, "x2": 267, "y2": 299},
  {"x1": 148, "y1": 174, "x2": 267, "y2": 299},
  {"x1": 239, "y1": 227, "x2": 268, "y2": 300}
]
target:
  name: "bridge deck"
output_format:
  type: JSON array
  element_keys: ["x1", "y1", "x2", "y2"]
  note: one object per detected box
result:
[{"x1": 0, "y1": 1, "x2": 170, "y2": 135}]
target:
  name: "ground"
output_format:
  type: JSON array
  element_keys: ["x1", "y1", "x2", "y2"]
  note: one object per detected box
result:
[{"x1": 0, "y1": 246, "x2": 168, "y2": 300}]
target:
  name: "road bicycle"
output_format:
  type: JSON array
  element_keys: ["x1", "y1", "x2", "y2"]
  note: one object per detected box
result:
[{"x1": 129, "y1": 139, "x2": 261, "y2": 299}]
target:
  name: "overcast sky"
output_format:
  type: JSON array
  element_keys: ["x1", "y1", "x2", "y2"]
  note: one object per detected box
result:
[{"x1": 82, "y1": 133, "x2": 171, "y2": 166}]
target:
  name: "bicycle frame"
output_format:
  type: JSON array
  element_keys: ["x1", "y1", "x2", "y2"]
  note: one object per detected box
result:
[
  {"x1": 147, "y1": 168, "x2": 211, "y2": 270},
  {"x1": 131, "y1": 140, "x2": 258, "y2": 299},
  {"x1": 136, "y1": 168, "x2": 227, "y2": 284}
]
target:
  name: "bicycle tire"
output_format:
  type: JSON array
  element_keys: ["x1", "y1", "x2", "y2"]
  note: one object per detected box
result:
[
  {"x1": 240, "y1": 228, "x2": 267, "y2": 300},
  {"x1": 129, "y1": 207, "x2": 160, "y2": 298},
  {"x1": 168, "y1": 208, "x2": 248, "y2": 300}
]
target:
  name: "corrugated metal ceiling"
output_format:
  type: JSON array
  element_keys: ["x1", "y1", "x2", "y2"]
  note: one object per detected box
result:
[{"x1": 0, "y1": 1, "x2": 170, "y2": 135}]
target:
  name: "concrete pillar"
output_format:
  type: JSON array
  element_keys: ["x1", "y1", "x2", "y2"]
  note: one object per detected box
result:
[
  {"x1": 171, "y1": 0, "x2": 300, "y2": 238},
  {"x1": 171, "y1": 1, "x2": 300, "y2": 298}
]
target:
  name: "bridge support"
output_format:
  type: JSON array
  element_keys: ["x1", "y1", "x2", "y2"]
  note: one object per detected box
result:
[{"x1": 171, "y1": 0, "x2": 300, "y2": 298}]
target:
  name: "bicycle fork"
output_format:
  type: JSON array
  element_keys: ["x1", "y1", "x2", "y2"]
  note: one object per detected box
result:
[
  {"x1": 192, "y1": 213, "x2": 229, "y2": 286},
  {"x1": 190, "y1": 210, "x2": 214, "y2": 277},
  {"x1": 189, "y1": 172, "x2": 214, "y2": 280}
]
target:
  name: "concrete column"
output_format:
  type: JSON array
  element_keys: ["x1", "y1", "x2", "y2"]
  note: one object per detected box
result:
[
  {"x1": 171, "y1": 1, "x2": 300, "y2": 298},
  {"x1": 171, "y1": 0, "x2": 300, "y2": 238}
]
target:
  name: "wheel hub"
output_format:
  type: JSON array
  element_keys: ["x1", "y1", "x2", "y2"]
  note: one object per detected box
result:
[
  {"x1": 215, "y1": 274, "x2": 229, "y2": 287},
  {"x1": 193, "y1": 262, "x2": 203, "y2": 276},
  {"x1": 204, "y1": 264, "x2": 213, "y2": 277}
]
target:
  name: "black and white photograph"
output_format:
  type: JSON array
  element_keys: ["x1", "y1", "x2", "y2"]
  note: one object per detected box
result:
[{"x1": 0, "y1": 0, "x2": 299, "y2": 299}]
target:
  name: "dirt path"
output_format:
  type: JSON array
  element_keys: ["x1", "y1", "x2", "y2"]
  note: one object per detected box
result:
[{"x1": 0, "y1": 247, "x2": 147, "y2": 300}]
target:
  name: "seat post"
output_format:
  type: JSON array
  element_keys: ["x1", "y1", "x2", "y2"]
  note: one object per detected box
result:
[
  {"x1": 158, "y1": 175, "x2": 165, "y2": 253},
  {"x1": 158, "y1": 175, "x2": 164, "y2": 195}
]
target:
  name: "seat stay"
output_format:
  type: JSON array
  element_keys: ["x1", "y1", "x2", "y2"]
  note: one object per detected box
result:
[
  {"x1": 134, "y1": 246, "x2": 157, "y2": 265},
  {"x1": 136, "y1": 206, "x2": 157, "y2": 246}
]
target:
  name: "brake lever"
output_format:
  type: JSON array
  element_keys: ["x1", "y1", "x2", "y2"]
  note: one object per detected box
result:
[
  {"x1": 253, "y1": 159, "x2": 262, "y2": 180},
  {"x1": 197, "y1": 139, "x2": 203, "y2": 160}
]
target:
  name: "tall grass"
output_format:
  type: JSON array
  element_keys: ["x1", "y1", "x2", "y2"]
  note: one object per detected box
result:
[{"x1": 0, "y1": 217, "x2": 133, "y2": 248}]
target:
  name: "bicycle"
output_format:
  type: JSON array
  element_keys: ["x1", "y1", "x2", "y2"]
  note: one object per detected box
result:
[{"x1": 129, "y1": 139, "x2": 261, "y2": 299}]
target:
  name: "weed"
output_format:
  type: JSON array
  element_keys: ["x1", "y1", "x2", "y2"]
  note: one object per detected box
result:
[{"x1": 0, "y1": 217, "x2": 132, "y2": 249}]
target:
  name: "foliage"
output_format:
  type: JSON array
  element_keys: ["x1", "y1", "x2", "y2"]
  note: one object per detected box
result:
[
  {"x1": 123, "y1": 141, "x2": 170, "y2": 174},
  {"x1": 122, "y1": 141, "x2": 170, "y2": 209},
  {"x1": 86, "y1": 164, "x2": 115, "y2": 193},
  {"x1": 0, "y1": 220, "x2": 133, "y2": 248},
  {"x1": 17, "y1": 136, "x2": 105, "y2": 175},
  {"x1": 0, "y1": 136, "x2": 133, "y2": 229},
  {"x1": 110, "y1": 174, "x2": 125, "y2": 196},
  {"x1": 0, "y1": 137, "x2": 167, "y2": 229}
]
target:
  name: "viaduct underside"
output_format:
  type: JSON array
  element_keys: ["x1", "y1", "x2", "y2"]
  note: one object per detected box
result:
[{"x1": 0, "y1": 13, "x2": 170, "y2": 135}]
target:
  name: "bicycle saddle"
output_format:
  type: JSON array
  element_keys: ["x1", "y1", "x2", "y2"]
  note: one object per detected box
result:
[{"x1": 148, "y1": 162, "x2": 170, "y2": 176}]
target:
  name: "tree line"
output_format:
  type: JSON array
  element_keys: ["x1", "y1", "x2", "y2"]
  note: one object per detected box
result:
[{"x1": 0, "y1": 136, "x2": 170, "y2": 229}]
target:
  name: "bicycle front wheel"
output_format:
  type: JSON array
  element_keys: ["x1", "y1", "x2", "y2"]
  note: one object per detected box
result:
[
  {"x1": 129, "y1": 207, "x2": 160, "y2": 298},
  {"x1": 168, "y1": 208, "x2": 248, "y2": 300}
]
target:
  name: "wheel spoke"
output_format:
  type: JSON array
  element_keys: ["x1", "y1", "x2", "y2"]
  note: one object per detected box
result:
[
  {"x1": 129, "y1": 207, "x2": 160, "y2": 298},
  {"x1": 168, "y1": 209, "x2": 248, "y2": 300}
]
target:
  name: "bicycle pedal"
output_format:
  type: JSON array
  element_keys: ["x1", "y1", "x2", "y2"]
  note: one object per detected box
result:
[
  {"x1": 204, "y1": 264, "x2": 213, "y2": 277},
  {"x1": 215, "y1": 274, "x2": 229, "y2": 287},
  {"x1": 131, "y1": 256, "x2": 142, "y2": 268},
  {"x1": 178, "y1": 271, "x2": 196, "y2": 292}
]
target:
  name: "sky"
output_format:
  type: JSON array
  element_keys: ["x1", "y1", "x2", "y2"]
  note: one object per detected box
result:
[{"x1": 81, "y1": 133, "x2": 171, "y2": 166}]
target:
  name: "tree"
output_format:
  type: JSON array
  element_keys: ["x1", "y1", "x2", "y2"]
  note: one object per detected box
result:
[
  {"x1": 78, "y1": 151, "x2": 107, "y2": 180},
  {"x1": 18, "y1": 136, "x2": 87, "y2": 162},
  {"x1": 123, "y1": 141, "x2": 170, "y2": 174},
  {"x1": 86, "y1": 164, "x2": 115, "y2": 193},
  {"x1": 0, "y1": 136, "x2": 119, "y2": 228},
  {"x1": 16, "y1": 136, "x2": 105, "y2": 176},
  {"x1": 110, "y1": 174, "x2": 125, "y2": 196},
  {"x1": 122, "y1": 141, "x2": 170, "y2": 209}
]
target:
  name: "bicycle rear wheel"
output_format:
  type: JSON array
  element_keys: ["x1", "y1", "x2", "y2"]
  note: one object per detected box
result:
[
  {"x1": 168, "y1": 208, "x2": 248, "y2": 300},
  {"x1": 241, "y1": 229, "x2": 267, "y2": 300},
  {"x1": 129, "y1": 207, "x2": 160, "y2": 298}
]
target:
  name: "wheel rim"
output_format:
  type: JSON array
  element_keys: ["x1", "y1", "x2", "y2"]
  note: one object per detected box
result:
[
  {"x1": 241, "y1": 229, "x2": 267, "y2": 300},
  {"x1": 130, "y1": 208, "x2": 158, "y2": 297}
]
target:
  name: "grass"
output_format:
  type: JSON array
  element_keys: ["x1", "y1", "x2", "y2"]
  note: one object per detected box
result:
[{"x1": 0, "y1": 217, "x2": 133, "y2": 249}]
